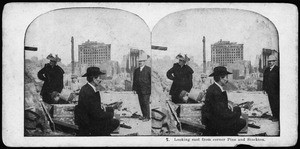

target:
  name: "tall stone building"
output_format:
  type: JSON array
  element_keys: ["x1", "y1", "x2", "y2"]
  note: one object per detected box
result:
[
  {"x1": 211, "y1": 39, "x2": 243, "y2": 66},
  {"x1": 78, "y1": 40, "x2": 111, "y2": 74}
]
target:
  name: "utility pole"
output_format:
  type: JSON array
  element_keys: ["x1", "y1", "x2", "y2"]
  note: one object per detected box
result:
[
  {"x1": 202, "y1": 36, "x2": 206, "y2": 73},
  {"x1": 71, "y1": 36, "x2": 74, "y2": 74}
]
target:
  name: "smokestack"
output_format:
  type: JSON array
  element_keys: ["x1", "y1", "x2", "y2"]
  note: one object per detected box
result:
[
  {"x1": 202, "y1": 36, "x2": 206, "y2": 73},
  {"x1": 71, "y1": 36, "x2": 74, "y2": 74}
]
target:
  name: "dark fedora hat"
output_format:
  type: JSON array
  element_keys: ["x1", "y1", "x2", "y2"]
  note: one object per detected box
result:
[
  {"x1": 209, "y1": 66, "x2": 232, "y2": 77},
  {"x1": 82, "y1": 67, "x2": 106, "y2": 77}
]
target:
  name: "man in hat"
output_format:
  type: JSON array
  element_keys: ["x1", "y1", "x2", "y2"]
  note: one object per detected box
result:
[
  {"x1": 74, "y1": 67, "x2": 120, "y2": 136},
  {"x1": 201, "y1": 66, "x2": 246, "y2": 136},
  {"x1": 132, "y1": 54, "x2": 151, "y2": 121},
  {"x1": 263, "y1": 55, "x2": 279, "y2": 122},
  {"x1": 166, "y1": 54, "x2": 194, "y2": 104},
  {"x1": 38, "y1": 54, "x2": 64, "y2": 104}
]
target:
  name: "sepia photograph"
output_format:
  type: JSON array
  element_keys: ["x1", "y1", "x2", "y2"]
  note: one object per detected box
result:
[{"x1": 2, "y1": 2, "x2": 298, "y2": 147}]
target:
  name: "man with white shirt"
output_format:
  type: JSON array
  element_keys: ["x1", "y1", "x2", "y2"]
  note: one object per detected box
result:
[
  {"x1": 263, "y1": 55, "x2": 279, "y2": 122},
  {"x1": 132, "y1": 55, "x2": 151, "y2": 121},
  {"x1": 201, "y1": 66, "x2": 246, "y2": 136},
  {"x1": 74, "y1": 67, "x2": 120, "y2": 136}
]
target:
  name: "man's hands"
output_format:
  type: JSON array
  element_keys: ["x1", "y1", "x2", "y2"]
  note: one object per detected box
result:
[{"x1": 101, "y1": 104, "x2": 107, "y2": 112}]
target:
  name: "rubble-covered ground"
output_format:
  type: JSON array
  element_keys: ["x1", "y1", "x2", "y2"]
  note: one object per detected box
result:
[
  {"x1": 101, "y1": 92, "x2": 151, "y2": 136},
  {"x1": 228, "y1": 91, "x2": 280, "y2": 136}
]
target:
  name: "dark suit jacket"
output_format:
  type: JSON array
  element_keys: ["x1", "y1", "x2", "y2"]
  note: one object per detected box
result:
[
  {"x1": 263, "y1": 65, "x2": 279, "y2": 95},
  {"x1": 75, "y1": 83, "x2": 114, "y2": 135},
  {"x1": 166, "y1": 63, "x2": 194, "y2": 96},
  {"x1": 132, "y1": 65, "x2": 151, "y2": 95},
  {"x1": 201, "y1": 83, "x2": 241, "y2": 131},
  {"x1": 38, "y1": 63, "x2": 64, "y2": 94}
]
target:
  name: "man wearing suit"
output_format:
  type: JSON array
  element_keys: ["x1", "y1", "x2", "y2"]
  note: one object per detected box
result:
[
  {"x1": 132, "y1": 55, "x2": 151, "y2": 122},
  {"x1": 74, "y1": 67, "x2": 120, "y2": 136},
  {"x1": 38, "y1": 54, "x2": 64, "y2": 104},
  {"x1": 201, "y1": 66, "x2": 246, "y2": 136},
  {"x1": 263, "y1": 55, "x2": 280, "y2": 122}
]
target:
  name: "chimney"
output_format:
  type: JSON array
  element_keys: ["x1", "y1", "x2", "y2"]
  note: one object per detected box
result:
[
  {"x1": 202, "y1": 36, "x2": 206, "y2": 73},
  {"x1": 71, "y1": 36, "x2": 74, "y2": 74}
]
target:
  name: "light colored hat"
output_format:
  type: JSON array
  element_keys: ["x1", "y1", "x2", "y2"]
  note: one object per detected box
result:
[
  {"x1": 200, "y1": 73, "x2": 207, "y2": 78},
  {"x1": 47, "y1": 54, "x2": 61, "y2": 62},
  {"x1": 268, "y1": 55, "x2": 277, "y2": 61},
  {"x1": 138, "y1": 52, "x2": 148, "y2": 61},
  {"x1": 176, "y1": 53, "x2": 190, "y2": 62}
]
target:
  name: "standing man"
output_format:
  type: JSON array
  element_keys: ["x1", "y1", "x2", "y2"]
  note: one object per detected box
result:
[
  {"x1": 38, "y1": 54, "x2": 64, "y2": 104},
  {"x1": 74, "y1": 67, "x2": 120, "y2": 136},
  {"x1": 166, "y1": 54, "x2": 194, "y2": 104},
  {"x1": 263, "y1": 55, "x2": 279, "y2": 122},
  {"x1": 201, "y1": 66, "x2": 246, "y2": 136},
  {"x1": 132, "y1": 55, "x2": 151, "y2": 122}
]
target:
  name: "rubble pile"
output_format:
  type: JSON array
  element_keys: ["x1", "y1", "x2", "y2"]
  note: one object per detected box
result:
[
  {"x1": 24, "y1": 67, "x2": 70, "y2": 136},
  {"x1": 151, "y1": 70, "x2": 181, "y2": 135}
]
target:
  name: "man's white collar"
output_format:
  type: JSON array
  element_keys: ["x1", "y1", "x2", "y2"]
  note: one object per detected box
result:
[
  {"x1": 215, "y1": 82, "x2": 225, "y2": 92},
  {"x1": 140, "y1": 65, "x2": 145, "y2": 71},
  {"x1": 88, "y1": 82, "x2": 97, "y2": 92}
]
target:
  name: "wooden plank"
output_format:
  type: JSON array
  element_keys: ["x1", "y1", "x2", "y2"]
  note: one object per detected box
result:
[
  {"x1": 53, "y1": 119, "x2": 78, "y2": 130},
  {"x1": 178, "y1": 104, "x2": 202, "y2": 117},
  {"x1": 179, "y1": 118, "x2": 206, "y2": 129},
  {"x1": 166, "y1": 101, "x2": 182, "y2": 131},
  {"x1": 25, "y1": 46, "x2": 38, "y2": 51},
  {"x1": 52, "y1": 104, "x2": 75, "y2": 118}
]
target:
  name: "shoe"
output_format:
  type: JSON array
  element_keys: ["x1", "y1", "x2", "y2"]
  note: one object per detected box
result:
[
  {"x1": 261, "y1": 112, "x2": 272, "y2": 119},
  {"x1": 248, "y1": 123, "x2": 260, "y2": 129},
  {"x1": 120, "y1": 123, "x2": 132, "y2": 129},
  {"x1": 139, "y1": 116, "x2": 145, "y2": 120},
  {"x1": 142, "y1": 118, "x2": 150, "y2": 122},
  {"x1": 271, "y1": 117, "x2": 279, "y2": 122},
  {"x1": 131, "y1": 112, "x2": 142, "y2": 119}
]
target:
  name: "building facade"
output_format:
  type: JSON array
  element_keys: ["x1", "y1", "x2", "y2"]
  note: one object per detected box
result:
[
  {"x1": 211, "y1": 39, "x2": 244, "y2": 66},
  {"x1": 78, "y1": 40, "x2": 111, "y2": 74}
]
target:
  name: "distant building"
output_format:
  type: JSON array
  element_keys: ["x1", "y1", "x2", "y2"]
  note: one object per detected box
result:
[
  {"x1": 122, "y1": 48, "x2": 150, "y2": 81},
  {"x1": 211, "y1": 39, "x2": 244, "y2": 66},
  {"x1": 78, "y1": 40, "x2": 111, "y2": 74},
  {"x1": 227, "y1": 60, "x2": 252, "y2": 80}
]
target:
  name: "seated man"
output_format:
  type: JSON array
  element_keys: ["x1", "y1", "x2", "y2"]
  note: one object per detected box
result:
[
  {"x1": 74, "y1": 67, "x2": 119, "y2": 136},
  {"x1": 201, "y1": 66, "x2": 246, "y2": 136}
]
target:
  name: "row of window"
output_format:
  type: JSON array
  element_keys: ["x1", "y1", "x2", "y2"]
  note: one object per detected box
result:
[
  {"x1": 81, "y1": 60, "x2": 107, "y2": 63},
  {"x1": 79, "y1": 48, "x2": 110, "y2": 52},
  {"x1": 212, "y1": 48, "x2": 242, "y2": 52}
]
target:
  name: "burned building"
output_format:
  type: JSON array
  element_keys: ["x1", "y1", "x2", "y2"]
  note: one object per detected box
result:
[
  {"x1": 78, "y1": 40, "x2": 111, "y2": 74},
  {"x1": 211, "y1": 39, "x2": 244, "y2": 66}
]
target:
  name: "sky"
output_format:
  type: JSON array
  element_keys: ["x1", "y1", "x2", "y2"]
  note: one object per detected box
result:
[
  {"x1": 24, "y1": 4, "x2": 278, "y2": 66},
  {"x1": 25, "y1": 8, "x2": 151, "y2": 65},
  {"x1": 152, "y1": 8, "x2": 278, "y2": 65}
]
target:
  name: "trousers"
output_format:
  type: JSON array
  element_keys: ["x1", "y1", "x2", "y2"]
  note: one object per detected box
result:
[
  {"x1": 267, "y1": 92, "x2": 280, "y2": 119},
  {"x1": 137, "y1": 93, "x2": 150, "y2": 119}
]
